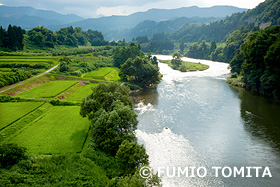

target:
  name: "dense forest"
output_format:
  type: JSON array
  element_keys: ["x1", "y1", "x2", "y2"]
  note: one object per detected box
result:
[
  {"x1": 0, "y1": 25, "x2": 125, "y2": 51},
  {"x1": 228, "y1": 26, "x2": 280, "y2": 99}
]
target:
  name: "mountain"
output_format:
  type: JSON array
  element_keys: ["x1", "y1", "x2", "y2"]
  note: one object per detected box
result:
[
  {"x1": 170, "y1": 0, "x2": 280, "y2": 43},
  {"x1": 54, "y1": 6, "x2": 246, "y2": 31},
  {"x1": 48, "y1": 5, "x2": 246, "y2": 40},
  {"x1": 119, "y1": 17, "x2": 220, "y2": 40},
  {"x1": 0, "y1": 6, "x2": 84, "y2": 29},
  {"x1": 128, "y1": 6, "x2": 247, "y2": 22},
  {"x1": 241, "y1": 0, "x2": 280, "y2": 28}
]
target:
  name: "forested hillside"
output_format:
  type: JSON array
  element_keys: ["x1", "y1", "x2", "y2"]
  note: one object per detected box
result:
[{"x1": 227, "y1": 26, "x2": 280, "y2": 99}]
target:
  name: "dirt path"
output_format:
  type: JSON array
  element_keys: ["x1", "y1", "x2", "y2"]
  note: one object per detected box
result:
[{"x1": 0, "y1": 64, "x2": 59, "y2": 94}]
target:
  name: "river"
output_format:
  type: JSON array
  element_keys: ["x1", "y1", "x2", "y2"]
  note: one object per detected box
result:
[{"x1": 133, "y1": 55, "x2": 280, "y2": 187}]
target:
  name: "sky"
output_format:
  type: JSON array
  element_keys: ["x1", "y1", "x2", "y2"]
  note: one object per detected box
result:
[{"x1": 0, "y1": 0, "x2": 266, "y2": 18}]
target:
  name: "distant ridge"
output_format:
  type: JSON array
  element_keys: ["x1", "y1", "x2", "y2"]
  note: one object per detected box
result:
[
  {"x1": 0, "y1": 6, "x2": 84, "y2": 29},
  {"x1": 54, "y1": 6, "x2": 247, "y2": 31}
]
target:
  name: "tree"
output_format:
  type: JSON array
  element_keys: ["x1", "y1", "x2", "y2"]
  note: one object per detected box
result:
[
  {"x1": 59, "y1": 61, "x2": 70, "y2": 72},
  {"x1": 120, "y1": 57, "x2": 160, "y2": 88},
  {"x1": 0, "y1": 143, "x2": 26, "y2": 168},
  {"x1": 209, "y1": 40, "x2": 217, "y2": 54},
  {"x1": 91, "y1": 102, "x2": 138, "y2": 155},
  {"x1": 116, "y1": 140, "x2": 149, "y2": 176},
  {"x1": 80, "y1": 82, "x2": 132, "y2": 118},
  {"x1": 171, "y1": 52, "x2": 182, "y2": 67},
  {"x1": 80, "y1": 82, "x2": 137, "y2": 155},
  {"x1": 113, "y1": 45, "x2": 143, "y2": 68},
  {"x1": 179, "y1": 41, "x2": 185, "y2": 53}
]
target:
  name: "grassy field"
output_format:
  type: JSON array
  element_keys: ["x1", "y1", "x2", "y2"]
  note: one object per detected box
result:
[
  {"x1": 159, "y1": 59, "x2": 209, "y2": 72},
  {"x1": 0, "y1": 102, "x2": 43, "y2": 130},
  {"x1": 7, "y1": 106, "x2": 90, "y2": 154},
  {"x1": 64, "y1": 84, "x2": 98, "y2": 101},
  {"x1": 17, "y1": 80, "x2": 78, "y2": 98},
  {"x1": 82, "y1": 67, "x2": 120, "y2": 81}
]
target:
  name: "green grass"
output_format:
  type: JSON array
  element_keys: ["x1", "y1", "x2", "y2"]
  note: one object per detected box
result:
[
  {"x1": 64, "y1": 84, "x2": 98, "y2": 101},
  {"x1": 0, "y1": 102, "x2": 43, "y2": 130},
  {"x1": 0, "y1": 103, "x2": 52, "y2": 142},
  {"x1": 159, "y1": 59, "x2": 209, "y2": 72},
  {"x1": 82, "y1": 67, "x2": 120, "y2": 81},
  {"x1": 8, "y1": 106, "x2": 90, "y2": 154},
  {"x1": 17, "y1": 80, "x2": 78, "y2": 98}
]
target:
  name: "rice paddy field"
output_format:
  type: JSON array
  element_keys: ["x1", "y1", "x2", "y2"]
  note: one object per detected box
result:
[
  {"x1": 0, "y1": 56, "x2": 122, "y2": 155},
  {"x1": 82, "y1": 67, "x2": 120, "y2": 81},
  {"x1": 1, "y1": 103, "x2": 90, "y2": 154},
  {"x1": 0, "y1": 102, "x2": 43, "y2": 130},
  {"x1": 0, "y1": 56, "x2": 59, "y2": 68},
  {"x1": 17, "y1": 80, "x2": 79, "y2": 98},
  {"x1": 64, "y1": 83, "x2": 98, "y2": 101}
]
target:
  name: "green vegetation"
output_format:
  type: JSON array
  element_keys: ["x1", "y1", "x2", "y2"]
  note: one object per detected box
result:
[
  {"x1": 159, "y1": 59, "x2": 209, "y2": 72},
  {"x1": 82, "y1": 67, "x2": 120, "y2": 81},
  {"x1": 7, "y1": 106, "x2": 90, "y2": 154},
  {"x1": 0, "y1": 143, "x2": 27, "y2": 168},
  {"x1": 25, "y1": 26, "x2": 107, "y2": 49},
  {"x1": 0, "y1": 102, "x2": 43, "y2": 130},
  {"x1": 64, "y1": 83, "x2": 98, "y2": 101},
  {"x1": 0, "y1": 154, "x2": 110, "y2": 186},
  {"x1": 0, "y1": 19, "x2": 163, "y2": 186},
  {"x1": 0, "y1": 103, "x2": 53, "y2": 142},
  {"x1": 113, "y1": 44, "x2": 161, "y2": 88},
  {"x1": 0, "y1": 25, "x2": 24, "y2": 51},
  {"x1": 0, "y1": 56, "x2": 59, "y2": 88},
  {"x1": 229, "y1": 25, "x2": 280, "y2": 99},
  {"x1": 120, "y1": 57, "x2": 161, "y2": 87},
  {"x1": 17, "y1": 80, "x2": 78, "y2": 98},
  {"x1": 79, "y1": 82, "x2": 160, "y2": 185}
]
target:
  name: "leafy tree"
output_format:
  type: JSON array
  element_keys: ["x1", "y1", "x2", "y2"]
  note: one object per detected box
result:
[
  {"x1": 87, "y1": 30, "x2": 108, "y2": 46},
  {"x1": 113, "y1": 45, "x2": 143, "y2": 68},
  {"x1": 80, "y1": 82, "x2": 137, "y2": 155},
  {"x1": 230, "y1": 25, "x2": 280, "y2": 99},
  {"x1": 120, "y1": 57, "x2": 160, "y2": 88},
  {"x1": 27, "y1": 26, "x2": 56, "y2": 48},
  {"x1": 59, "y1": 61, "x2": 70, "y2": 72},
  {"x1": 0, "y1": 143, "x2": 26, "y2": 168},
  {"x1": 116, "y1": 140, "x2": 149, "y2": 176},
  {"x1": 80, "y1": 82, "x2": 132, "y2": 118},
  {"x1": 179, "y1": 41, "x2": 185, "y2": 53},
  {"x1": 171, "y1": 52, "x2": 182, "y2": 67},
  {"x1": 91, "y1": 102, "x2": 138, "y2": 155},
  {"x1": 209, "y1": 40, "x2": 217, "y2": 54}
]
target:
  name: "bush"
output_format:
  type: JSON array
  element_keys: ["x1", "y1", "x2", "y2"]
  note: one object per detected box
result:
[{"x1": 0, "y1": 143, "x2": 27, "y2": 168}]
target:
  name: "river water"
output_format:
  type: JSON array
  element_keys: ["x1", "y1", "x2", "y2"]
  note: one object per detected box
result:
[{"x1": 133, "y1": 55, "x2": 280, "y2": 187}]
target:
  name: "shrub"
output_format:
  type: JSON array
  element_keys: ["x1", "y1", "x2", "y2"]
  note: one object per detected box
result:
[{"x1": 0, "y1": 143, "x2": 27, "y2": 168}]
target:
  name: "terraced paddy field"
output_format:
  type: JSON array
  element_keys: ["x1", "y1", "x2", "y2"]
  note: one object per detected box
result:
[
  {"x1": 0, "y1": 56, "x2": 59, "y2": 66},
  {"x1": 1, "y1": 104, "x2": 90, "y2": 154},
  {"x1": 82, "y1": 67, "x2": 120, "y2": 81},
  {"x1": 64, "y1": 84, "x2": 98, "y2": 101},
  {"x1": 17, "y1": 80, "x2": 79, "y2": 98},
  {"x1": 0, "y1": 102, "x2": 44, "y2": 130}
]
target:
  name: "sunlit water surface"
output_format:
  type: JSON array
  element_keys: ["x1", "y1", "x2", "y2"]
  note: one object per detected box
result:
[{"x1": 133, "y1": 55, "x2": 280, "y2": 187}]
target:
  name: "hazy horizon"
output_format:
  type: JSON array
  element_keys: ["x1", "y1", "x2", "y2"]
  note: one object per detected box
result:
[{"x1": 0, "y1": 0, "x2": 266, "y2": 18}]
